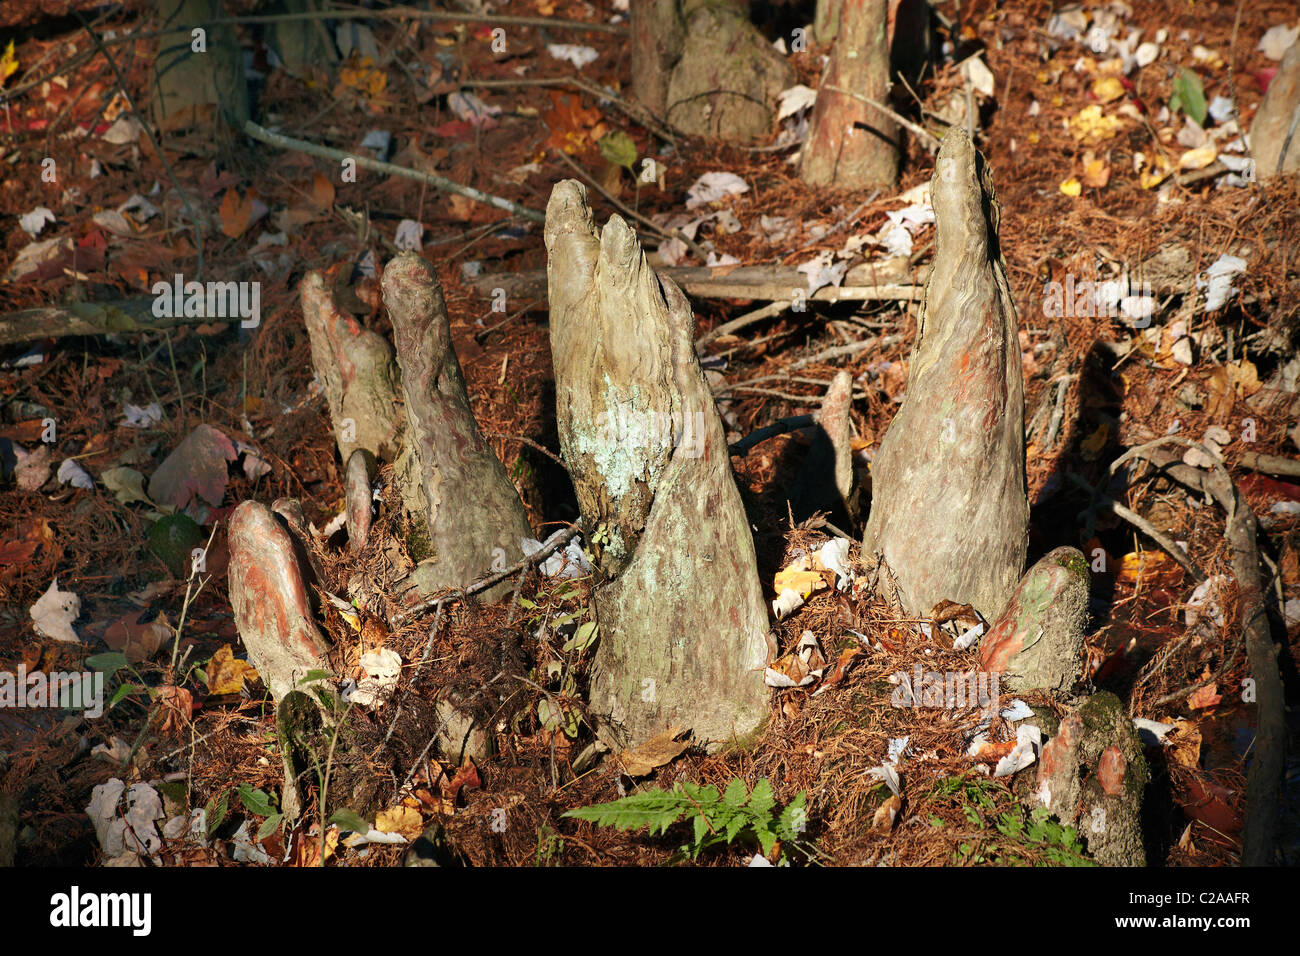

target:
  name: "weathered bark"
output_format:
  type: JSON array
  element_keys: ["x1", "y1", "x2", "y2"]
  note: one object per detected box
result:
[
  {"x1": 266, "y1": 0, "x2": 338, "y2": 75},
  {"x1": 629, "y1": 0, "x2": 685, "y2": 120},
  {"x1": 661, "y1": 0, "x2": 795, "y2": 143},
  {"x1": 864, "y1": 128, "x2": 1027, "y2": 620},
  {"x1": 150, "y1": 0, "x2": 249, "y2": 135},
  {"x1": 978, "y1": 547, "x2": 1089, "y2": 695},
  {"x1": 974, "y1": 547, "x2": 1147, "y2": 865},
  {"x1": 382, "y1": 252, "x2": 533, "y2": 600},
  {"x1": 344, "y1": 449, "x2": 372, "y2": 552},
  {"x1": 300, "y1": 272, "x2": 403, "y2": 464},
  {"x1": 228, "y1": 501, "x2": 333, "y2": 705},
  {"x1": 801, "y1": 0, "x2": 899, "y2": 188},
  {"x1": 545, "y1": 180, "x2": 770, "y2": 750},
  {"x1": 1032, "y1": 693, "x2": 1148, "y2": 866},
  {"x1": 1250, "y1": 39, "x2": 1300, "y2": 178}
]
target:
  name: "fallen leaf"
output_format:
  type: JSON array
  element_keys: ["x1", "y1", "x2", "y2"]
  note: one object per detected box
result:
[
  {"x1": 1115, "y1": 550, "x2": 1183, "y2": 588},
  {"x1": 1187, "y1": 682, "x2": 1222, "y2": 710},
  {"x1": 30, "y1": 577, "x2": 81, "y2": 643},
  {"x1": 206, "y1": 644, "x2": 259, "y2": 695},
  {"x1": 104, "y1": 609, "x2": 172, "y2": 663},
  {"x1": 375, "y1": 805, "x2": 425, "y2": 838},
  {"x1": 615, "y1": 725, "x2": 690, "y2": 776},
  {"x1": 148, "y1": 424, "x2": 237, "y2": 511}
]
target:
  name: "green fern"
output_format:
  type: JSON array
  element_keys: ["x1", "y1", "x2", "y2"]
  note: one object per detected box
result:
[{"x1": 565, "y1": 778, "x2": 809, "y2": 862}]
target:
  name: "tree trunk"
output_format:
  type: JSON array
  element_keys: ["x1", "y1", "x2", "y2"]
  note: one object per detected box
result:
[
  {"x1": 863, "y1": 128, "x2": 1027, "y2": 621},
  {"x1": 150, "y1": 0, "x2": 248, "y2": 138},
  {"x1": 629, "y1": 0, "x2": 793, "y2": 143},
  {"x1": 266, "y1": 0, "x2": 338, "y2": 75},
  {"x1": 545, "y1": 180, "x2": 771, "y2": 750},
  {"x1": 801, "y1": 0, "x2": 899, "y2": 188},
  {"x1": 629, "y1": 0, "x2": 684, "y2": 120}
]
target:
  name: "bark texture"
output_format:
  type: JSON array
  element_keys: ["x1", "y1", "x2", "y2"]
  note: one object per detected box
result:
[
  {"x1": 1032, "y1": 693, "x2": 1148, "y2": 866},
  {"x1": 1249, "y1": 39, "x2": 1300, "y2": 178},
  {"x1": 978, "y1": 546, "x2": 1089, "y2": 695},
  {"x1": 382, "y1": 252, "x2": 532, "y2": 599},
  {"x1": 300, "y1": 272, "x2": 402, "y2": 464},
  {"x1": 227, "y1": 500, "x2": 332, "y2": 704},
  {"x1": 150, "y1": 0, "x2": 249, "y2": 134},
  {"x1": 661, "y1": 0, "x2": 795, "y2": 142},
  {"x1": 801, "y1": 0, "x2": 899, "y2": 188},
  {"x1": 545, "y1": 180, "x2": 770, "y2": 750},
  {"x1": 789, "y1": 370, "x2": 857, "y2": 523},
  {"x1": 863, "y1": 128, "x2": 1027, "y2": 620},
  {"x1": 629, "y1": 0, "x2": 685, "y2": 119}
]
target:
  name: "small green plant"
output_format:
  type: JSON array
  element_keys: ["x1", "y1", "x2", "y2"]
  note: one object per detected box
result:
[
  {"x1": 535, "y1": 825, "x2": 565, "y2": 865},
  {"x1": 930, "y1": 775, "x2": 1094, "y2": 867},
  {"x1": 565, "y1": 778, "x2": 811, "y2": 863}
]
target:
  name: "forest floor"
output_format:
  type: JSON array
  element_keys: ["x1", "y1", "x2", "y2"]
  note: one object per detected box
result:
[{"x1": 0, "y1": 0, "x2": 1297, "y2": 867}]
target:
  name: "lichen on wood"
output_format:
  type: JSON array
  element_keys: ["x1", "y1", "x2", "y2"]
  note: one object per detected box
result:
[{"x1": 545, "y1": 180, "x2": 770, "y2": 750}]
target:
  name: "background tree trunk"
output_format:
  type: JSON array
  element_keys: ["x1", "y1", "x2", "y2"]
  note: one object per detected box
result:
[
  {"x1": 630, "y1": 0, "x2": 794, "y2": 142},
  {"x1": 863, "y1": 128, "x2": 1027, "y2": 621},
  {"x1": 545, "y1": 180, "x2": 770, "y2": 750},
  {"x1": 801, "y1": 0, "x2": 899, "y2": 188},
  {"x1": 629, "y1": 0, "x2": 684, "y2": 121},
  {"x1": 150, "y1": 0, "x2": 248, "y2": 139}
]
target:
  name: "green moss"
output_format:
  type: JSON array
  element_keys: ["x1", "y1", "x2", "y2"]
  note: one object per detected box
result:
[
  {"x1": 406, "y1": 514, "x2": 433, "y2": 563},
  {"x1": 1057, "y1": 549, "x2": 1091, "y2": 582}
]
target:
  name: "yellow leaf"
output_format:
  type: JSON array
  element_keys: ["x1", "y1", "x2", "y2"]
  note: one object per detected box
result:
[
  {"x1": 376, "y1": 805, "x2": 425, "y2": 838},
  {"x1": 1179, "y1": 144, "x2": 1218, "y2": 170},
  {"x1": 1091, "y1": 76, "x2": 1125, "y2": 103},
  {"x1": 0, "y1": 40, "x2": 18, "y2": 86},
  {"x1": 1080, "y1": 422, "x2": 1110, "y2": 460},
  {"x1": 1068, "y1": 105, "x2": 1123, "y2": 145},
  {"x1": 207, "y1": 644, "x2": 259, "y2": 695},
  {"x1": 1081, "y1": 154, "x2": 1110, "y2": 188},
  {"x1": 1115, "y1": 550, "x2": 1183, "y2": 587},
  {"x1": 1059, "y1": 177, "x2": 1082, "y2": 197}
]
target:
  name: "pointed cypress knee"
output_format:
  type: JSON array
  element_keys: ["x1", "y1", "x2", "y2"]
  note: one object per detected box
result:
[
  {"x1": 381, "y1": 252, "x2": 532, "y2": 600},
  {"x1": 545, "y1": 180, "x2": 770, "y2": 751},
  {"x1": 863, "y1": 128, "x2": 1028, "y2": 620}
]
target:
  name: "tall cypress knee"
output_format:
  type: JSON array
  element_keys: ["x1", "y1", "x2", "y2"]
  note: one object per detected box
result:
[
  {"x1": 545, "y1": 180, "x2": 770, "y2": 750},
  {"x1": 863, "y1": 128, "x2": 1028, "y2": 620}
]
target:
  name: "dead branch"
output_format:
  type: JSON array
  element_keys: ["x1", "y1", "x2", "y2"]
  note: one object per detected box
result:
[
  {"x1": 1110, "y1": 436, "x2": 1286, "y2": 866},
  {"x1": 242, "y1": 120, "x2": 545, "y2": 223}
]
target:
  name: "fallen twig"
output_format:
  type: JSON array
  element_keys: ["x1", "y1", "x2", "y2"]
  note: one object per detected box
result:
[
  {"x1": 1109, "y1": 436, "x2": 1285, "y2": 866},
  {"x1": 243, "y1": 120, "x2": 546, "y2": 223},
  {"x1": 391, "y1": 524, "x2": 582, "y2": 627}
]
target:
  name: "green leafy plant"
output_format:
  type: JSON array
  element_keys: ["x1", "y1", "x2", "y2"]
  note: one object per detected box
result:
[
  {"x1": 1169, "y1": 67, "x2": 1207, "y2": 126},
  {"x1": 930, "y1": 775, "x2": 1094, "y2": 867},
  {"x1": 237, "y1": 783, "x2": 284, "y2": 840},
  {"x1": 565, "y1": 778, "x2": 811, "y2": 863}
]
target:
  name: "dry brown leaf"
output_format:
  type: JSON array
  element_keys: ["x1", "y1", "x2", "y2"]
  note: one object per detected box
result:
[{"x1": 616, "y1": 724, "x2": 690, "y2": 776}]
